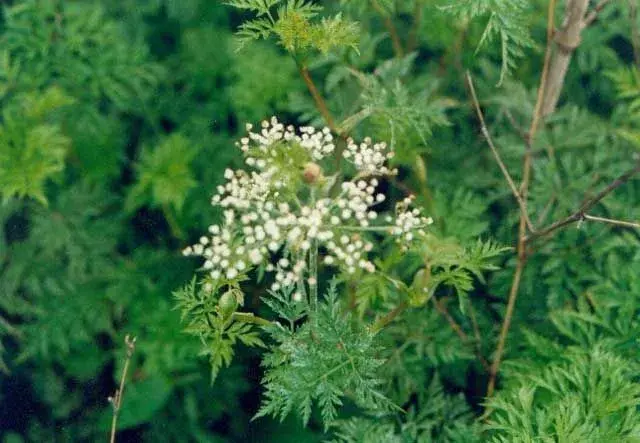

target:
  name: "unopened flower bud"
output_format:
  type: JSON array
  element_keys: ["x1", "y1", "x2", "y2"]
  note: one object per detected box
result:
[
  {"x1": 302, "y1": 162, "x2": 322, "y2": 184},
  {"x1": 218, "y1": 290, "x2": 239, "y2": 319}
]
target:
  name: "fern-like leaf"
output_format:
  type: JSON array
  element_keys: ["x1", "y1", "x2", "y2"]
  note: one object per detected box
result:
[{"x1": 441, "y1": 0, "x2": 534, "y2": 85}]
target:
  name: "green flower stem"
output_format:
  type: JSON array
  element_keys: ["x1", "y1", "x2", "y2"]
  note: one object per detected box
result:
[
  {"x1": 232, "y1": 312, "x2": 273, "y2": 327},
  {"x1": 309, "y1": 186, "x2": 319, "y2": 315},
  {"x1": 162, "y1": 204, "x2": 184, "y2": 240},
  {"x1": 310, "y1": 239, "x2": 318, "y2": 315},
  {"x1": 370, "y1": 301, "x2": 408, "y2": 334},
  {"x1": 335, "y1": 223, "x2": 431, "y2": 233}
]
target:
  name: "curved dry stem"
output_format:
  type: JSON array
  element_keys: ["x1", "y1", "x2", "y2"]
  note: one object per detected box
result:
[
  {"x1": 109, "y1": 335, "x2": 137, "y2": 443},
  {"x1": 486, "y1": 0, "x2": 557, "y2": 399},
  {"x1": 465, "y1": 73, "x2": 536, "y2": 233}
]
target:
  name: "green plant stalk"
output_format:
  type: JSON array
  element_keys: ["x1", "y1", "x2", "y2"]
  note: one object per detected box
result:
[
  {"x1": 310, "y1": 240, "x2": 319, "y2": 316},
  {"x1": 371, "y1": 301, "x2": 408, "y2": 334},
  {"x1": 162, "y1": 204, "x2": 184, "y2": 240},
  {"x1": 109, "y1": 335, "x2": 137, "y2": 443},
  {"x1": 232, "y1": 312, "x2": 273, "y2": 327}
]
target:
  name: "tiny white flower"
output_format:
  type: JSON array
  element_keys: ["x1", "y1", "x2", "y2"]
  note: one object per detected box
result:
[
  {"x1": 249, "y1": 249, "x2": 262, "y2": 264},
  {"x1": 227, "y1": 268, "x2": 238, "y2": 279}
]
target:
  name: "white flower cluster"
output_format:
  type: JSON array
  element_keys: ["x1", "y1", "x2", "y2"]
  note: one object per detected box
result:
[
  {"x1": 343, "y1": 137, "x2": 397, "y2": 175},
  {"x1": 389, "y1": 197, "x2": 434, "y2": 244},
  {"x1": 183, "y1": 117, "x2": 431, "y2": 293},
  {"x1": 239, "y1": 116, "x2": 336, "y2": 167}
]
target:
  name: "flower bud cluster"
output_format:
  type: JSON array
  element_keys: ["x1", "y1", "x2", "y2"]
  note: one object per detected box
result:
[{"x1": 183, "y1": 117, "x2": 432, "y2": 292}]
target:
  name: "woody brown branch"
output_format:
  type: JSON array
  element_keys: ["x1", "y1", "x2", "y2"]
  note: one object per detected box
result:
[
  {"x1": 465, "y1": 73, "x2": 536, "y2": 233},
  {"x1": 432, "y1": 297, "x2": 490, "y2": 371},
  {"x1": 526, "y1": 162, "x2": 640, "y2": 242},
  {"x1": 299, "y1": 66, "x2": 338, "y2": 134},
  {"x1": 485, "y1": 0, "x2": 558, "y2": 399},
  {"x1": 541, "y1": 0, "x2": 614, "y2": 116},
  {"x1": 371, "y1": 0, "x2": 404, "y2": 57}
]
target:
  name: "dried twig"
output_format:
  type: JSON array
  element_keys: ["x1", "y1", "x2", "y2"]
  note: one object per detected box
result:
[
  {"x1": 526, "y1": 163, "x2": 640, "y2": 242},
  {"x1": 407, "y1": 0, "x2": 424, "y2": 53},
  {"x1": 486, "y1": 0, "x2": 557, "y2": 398},
  {"x1": 629, "y1": 0, "x2": 640, "y2": 69},
  {"x1": 541, "y1": 0, "x2": 590, "y2": 116},
  {"x1": 465, "y1": 73, "x2": 536, "y2": 232},
  {"x1": 466, "y1": 300, "x2": 488, "y2": 370},
  {"x1": 371, "y1": 301, "x2": 408, "y2": 334},
  {"x1": 109, "y1": 335, "x2": 137, "y2": 443},
  {"x1": 583, "y1": 214, "x2": 640, "y2": 230},
  {"x1": 432, "y1": 298, "x2": 490, "y2": 371},
  {"x1": 583, "y1": 0, "x2": 615, "y2": 28},
  {"x1": 371, "y1": 0, "x2": 404, "y2": 57}
]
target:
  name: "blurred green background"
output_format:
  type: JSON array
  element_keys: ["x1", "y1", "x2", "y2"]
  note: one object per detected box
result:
[{"x1": 0, "y1": 1, "x2": 320, "y2": 441}]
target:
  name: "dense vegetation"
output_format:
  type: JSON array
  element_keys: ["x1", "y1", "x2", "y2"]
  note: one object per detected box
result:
[{"x1": 1, "y1": 0, "x2": 639, "y2": 441}]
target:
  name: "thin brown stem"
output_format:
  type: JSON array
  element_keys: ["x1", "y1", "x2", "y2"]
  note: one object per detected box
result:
[
  {"x1": 535, "y1": 194, "x2": 557, "y2": 227},
  {"x1": 485, "y1": 0, "x2": 557, "y2": 399},
  {"x1": 371, "y1": 0, "x2": 404, "y2": 57},
  {"x1": 432, "y1": 297, "x2": 468, "y2": 341},
  {"x1": 529, "y1": 0, "x2": 557, "y2": 142},
  {"x1": 109, "y1": 335, "x2": 137, "y2": 443},
  {"x1": 467, "y1": 300, "x2": 488, "y2": 371},
  {"x1": 629, "y1": 0, "x2": 640, "y2": 69},
  {"x1": 582, "y1": 214, "x2": 640, "y2": 229},
  {"x1": 432, "y1": 298, "x2": 490, "y2": 371},
  {"x1": 486, "y1": 255, "x2": 524, "y2": 397},
  {"x1": 526, "y1": 163, "x2": 640, "y2": 242},
  {"x1": 371, "y1": 301, "x2": 408, "y2": 334},
  {"x1": 299, "y1": 64, "x2": 351, "y2": 169},
  {"x1": 541, "y1": 0, "x2": 590, "y2": 116},
  {"x1": 299, "y1": 65, "x2": 337, "y2": 134},
  {"x1": 583, "y1": 0, "x2": 614, "y2": 28},
  {"x1": 407, "y1": 0, "x2": 424, "y2": 53},
  {"x1": 466, "y1": 73, "x2": 536, "y2": 232}
]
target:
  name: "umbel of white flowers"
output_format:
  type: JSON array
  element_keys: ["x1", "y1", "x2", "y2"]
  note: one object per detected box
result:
[{"x1": 183, "y1": 117, "x2": 432, "y2": 292}]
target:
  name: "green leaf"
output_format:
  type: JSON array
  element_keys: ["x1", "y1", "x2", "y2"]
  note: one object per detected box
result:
[
  {"x1": 127, "y1": 133, "x2": 198, "y2": 212},
  {"x1": 441, "y1": 0, "x2": 535, "y2": 85},
  {"x1": 0, "y1": 87, "x2": 73, "y2": 203}
]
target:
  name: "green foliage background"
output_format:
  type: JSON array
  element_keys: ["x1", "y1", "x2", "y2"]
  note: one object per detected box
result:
[{"x1": 0, "y1": 0, "x2": 639, "y2": 441}]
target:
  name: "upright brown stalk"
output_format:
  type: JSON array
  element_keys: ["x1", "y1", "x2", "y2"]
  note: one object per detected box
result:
[
  {"x1": 407, "y1": 0, "x2": 424, "y2": 53},
  {"x1": 485, "y1": 0, "x2": 626, "y2": 397},
  {"x1": 109, "y1": 335, "x2": 137, "y2": 443},
  {"x1": 371, "y1": 0, "x2": 404, "y2": 57},
  {"x1": 299, "y1": 65, "x2": 337, "y2": 134},
  {"x1": 432, "y1": 298, "x2": 490, "y2": 371},
  {"x1": 466, "y1": 74, "x2": 536, "y2": 232},
  {"x1": 485, "y1": 0, "x2": 557, "y2": 398},
  {"x1": 540, "y1": 0, "x2": 590, "y2": 116},
  {"x1": 629, "y1": 0, "x2": 640, "y2": 69},
  {"x1": 583, "y1": 0, "x2": 614, "y2": 27}
]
